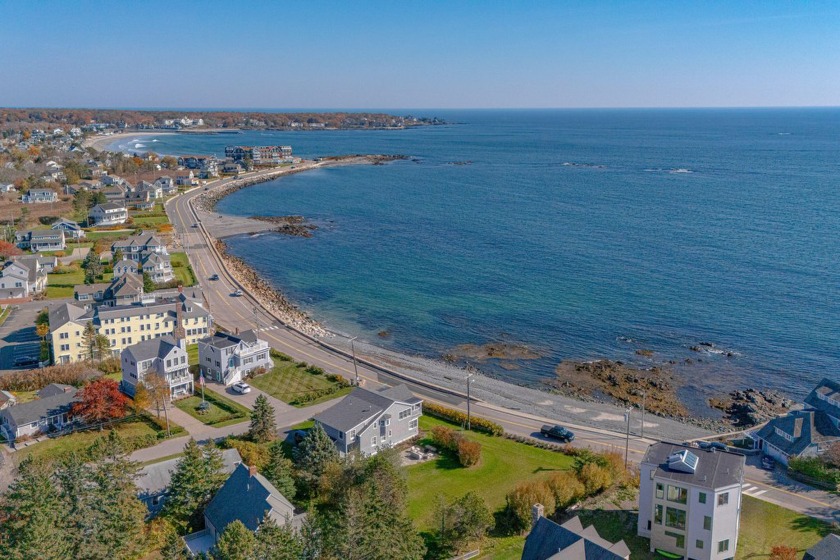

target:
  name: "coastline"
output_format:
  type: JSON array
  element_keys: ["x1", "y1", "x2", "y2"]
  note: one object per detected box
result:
[{"x1": 83, "y1": 131, "x2": 177, "y2": 151}]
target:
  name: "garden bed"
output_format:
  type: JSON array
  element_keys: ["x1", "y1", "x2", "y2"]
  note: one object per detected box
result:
[{"x1": 174, "y1": 389, "x2": 251, "y2": 427}]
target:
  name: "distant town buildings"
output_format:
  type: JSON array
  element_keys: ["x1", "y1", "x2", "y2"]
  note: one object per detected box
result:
[
  {"x1": 224, "y1": 145, "x2": 294, "y2": 166},
  {"x1": 638, "y1": 443, "x2": 744, "y2": 560}
]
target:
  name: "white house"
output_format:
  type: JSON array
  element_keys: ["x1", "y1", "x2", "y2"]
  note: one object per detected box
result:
[
  {"x1": 0, "y1": 384, "x2": 78, "y2": 441},
  {"x1": 0, "y1": 258, "x2": 48, "y2": 299},
  {"x1": 120, "y1": 335, "x2": 193, "y2": 400},
  {"x1": 22, "y1": 188, "x2": 58, "y2": 203},
  {"x1": 89, "y1": 202, "x2": 128, "y2": 226},
  {"x1": 638, "y1": 443, "x2": 745, "y2": 560},
  {"x1": 15, "y1": 230, "x2": 66, "y2": 252},
  {"x1": 154, "y1": 176, "x2": 177, "y2": 195},
  {"x1": 51, "y1": 218, "x2": 86, "y2": 239},
  {"x1": 197, "y1": 329, "x2": 271, "y2": 386}
]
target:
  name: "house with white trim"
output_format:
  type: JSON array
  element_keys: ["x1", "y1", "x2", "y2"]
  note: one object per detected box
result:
[
  {"x1": 197, "y1": 329, "x2": 271, "y2": 386},
  {"x1": 89, "y1": 202, "x2": 128, "y2": 226}
]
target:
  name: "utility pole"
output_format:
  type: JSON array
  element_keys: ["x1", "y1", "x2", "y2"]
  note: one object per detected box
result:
[
  {"x1": 641, "y1": 390, "x2": 646, "y2": 439},
  {"x1": 624, "y1": 407, "x2": 632, "y2": 469},
  {"x1": 466, "y1": 373, "x2": 474, "y2": 431},
  {"x1": 349, "y1": 336, "x2": 360, "y2": 386}
]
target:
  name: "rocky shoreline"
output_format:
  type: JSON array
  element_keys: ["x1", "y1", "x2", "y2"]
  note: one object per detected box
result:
[{"x1": 250, "y1": 215, "x2": 318, "y2": 237}]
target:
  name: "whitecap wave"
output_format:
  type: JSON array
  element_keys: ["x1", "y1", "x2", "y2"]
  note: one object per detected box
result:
[
  {"x1": 668, "y1": 168, "x2": 693, "y2": 174},
  {"x1": 134, "y1": 143, "x2": 146, "y2": 149}
]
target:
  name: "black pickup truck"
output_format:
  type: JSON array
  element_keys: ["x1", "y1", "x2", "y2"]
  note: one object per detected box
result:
[{"x1": 540, "y1": 424, "x2": 575, "y2": 442}]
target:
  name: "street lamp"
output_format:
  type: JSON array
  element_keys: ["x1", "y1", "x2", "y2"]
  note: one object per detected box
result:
[
  {"x1": 466, "y1": 373, "x2": 474, "y2": 431},
  {"x1": 349, "y1": 336, "x2": 360, "y2": 386},
  {"x1": 640, "y1": 390, "x2": 646, "y2": 439},
  {"x1": 624, "y1": 407, "x2": 632, "y2": 469}
]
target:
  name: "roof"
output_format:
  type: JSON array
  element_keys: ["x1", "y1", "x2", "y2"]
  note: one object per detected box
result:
[
  {"x1": 92, "y1": 202, "x2": 125, "y2": 212},
  {"x1": 204, "y1": 463, "x2": 295, "y2": 534},
  {"x1": 96, "y1": 301, "x2": 175, "y2": 321},
  {"x1": 28, "y1": 230, "x2": 64, "y2": 241},
  {"x1": 109, "y1": 274, "x2": 144, "y2": 298},
  {"x1": 123, "y1": 335, "x2": 181, "y2": 363},
  {"x1": 202, "y1": 329, "x2": 261, "y2": 350},
  {"x1": 112, "y1": 231, "x2": 163, "y2": 250},
  {"x1": 313, "y1": 384, "x2": 420, "y2": 433},
  {"x1": 136, "y1": 448, "x2": 241, "y2": 499},
  {"x1": 755, "y1": 410, "x2": 840, "y2": 457},
  {"x1": 642, "y1": 442, "x2": 745, "y2": 490},
  {"x1": 48, "y1": 302, "x2": 90, "y2": 329},
  {"x1": 0, "y1": 385, "x2": 77, "y2": 427},
  {"x1": 114, "y1": 259, "x2": 138, "y2": 271},
  {"x1": 804, "y1": 534, "x2": 840, "y2": 560},
  {"x1": 804, "y1": 378, "x2": 840, "y2": 420},
  {"x1": 51, "y1": 218, "x2": 81, "y2": 229},
  {"x1": 37, "y1": 384, "x2": 75, "y2": 398},
  {"x1": 522, "y1": 516, "x2": 629, "y2": 560}
]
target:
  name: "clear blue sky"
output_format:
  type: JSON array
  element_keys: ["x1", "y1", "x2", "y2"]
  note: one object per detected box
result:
[{"x1": 1, "y1": 1, "x2": 838, "y2": 109}]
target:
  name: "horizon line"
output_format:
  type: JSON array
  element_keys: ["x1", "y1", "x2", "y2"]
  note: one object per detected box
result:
[{"x1": 3, "y1": 105, "x2": 840, "y2": 112}]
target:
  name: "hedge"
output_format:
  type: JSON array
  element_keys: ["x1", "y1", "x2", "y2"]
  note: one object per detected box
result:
[
  {"x1": 788, "y1": 457, "x2": 840, "y2": 489},
  {"x1": 421, "y1": 402, "x2": 504, "y2": 436}
]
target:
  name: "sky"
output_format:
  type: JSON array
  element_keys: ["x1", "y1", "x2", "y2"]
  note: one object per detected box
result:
[{"x1": 0, "y1": 1, "x2": 838, "y2": 109}]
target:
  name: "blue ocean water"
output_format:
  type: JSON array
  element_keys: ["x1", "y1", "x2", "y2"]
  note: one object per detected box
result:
[{"x1": 114, "y1": 109, "x2": 840, "y2": 405}]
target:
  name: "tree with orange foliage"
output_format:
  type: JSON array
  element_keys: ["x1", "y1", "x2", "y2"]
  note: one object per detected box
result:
[
  {"x1": 0, "y1": 240, "x2": 23, "y2": 258},
  {"x1": 768, "y1": 546, "x2": 798, "y2": 560},
  {"x1": 71, "y1": 378, "x2": 130, "y2": 427}
]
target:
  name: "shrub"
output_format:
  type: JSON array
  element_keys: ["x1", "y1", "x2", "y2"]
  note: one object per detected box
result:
[
  {"x1": 578, "y1": 462, "x2": 613, "y2": 495},
  {"x1": 422, "y1": 402, "x2": 504, "y2": 436},
  {"x1": 504, "y1": 480, "x2": 555, "y2": 533},
  {"x1": 545, "y1": 471, "x2": 585, "y2": 511},
  {"x1": 429, "y1": 425, "x2": 459, "y2": 452},
  {"x1": 0, "y1": 362, "x2": 97, "y2": 392},
  {"x1": 457, "y1": 438, "x2": 481, "y2": 467},
  {"x1": 325, "y1": 373, "x2": 351, "y2": 388},
  {"x1": 222, "y1": 437, "x2": 270, "y2": 469},
  {"x1": 305, "y1": 365, "x2": 324, "y2": 375},
  {"x1": 788, "y1": 457, "x2": 840, "y2": 488},
  {"x1": 97, "y1": 356, "x2": 121, "y2": 374},
  {"x1": 270, "y1": 348, "x2": 292, "y2": 361}
]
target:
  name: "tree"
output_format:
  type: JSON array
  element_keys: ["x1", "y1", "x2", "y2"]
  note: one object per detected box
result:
[
  {"x1": 212, "y1": 520, "x2": 256, "y2": 560},
  {"x1": 93, "y1": 333, "x2": 111, "y2": 362},
  {"x1": 248, "y1": 394, "x2": 277, "y2": 443},
  {"x1": 504, "y1": 480, "x2": 555, "y2": 533},
  {"x1": 112, "y1": 248, "x2": 123, "y2": 263},
  {"x1": 162, "y1": 438, "x2": 227, "y2": 533},
  {"x1": 36, "y1": 322, "x2": 50, "y2": 362},
  {"x1": 81, "y1": 321, "x2": 97, "y2": 360},
  {"x1": 254, "y1": 517, "x2": 303, "y2": 560},
  {"x1": 82, "y1": 250, "x2": 103, "y2": 284},
  {"x1": 145, "y1": 370, "x2": 171, "y2": 422},
  {"x1": 132, "y1": 382, "x2": 151, "y2": 413},
  {"x1": 71, "y1": 378, "x2": 130, "y2": 427},
  {"x1": 159, "y1": 520, "x2": 188, "y2": 560},
  {"x1": 545, "y1": 471, "x2": 585, "y2": 511},
  {"x1": 293, "y1": 422, "x2": 338, "y2": 496},
  {"x1": 0, "y1": 456, "x2": 70, "y2": 560},
  {"x1": 769, "y1": 545, "x2": 799, "y2": 560},
  {"x1": 142, "y1": 271, "x2": 156, "y2": 292},
  {"x1": 0, "y1": 240, "x2": 23, "y2": 258},
  {"x1": 263, "y1": 441, "x2": 296, "y2": 500},
  {"x1": 434, "y1": 492, "x2": 492, "y2": 554}
]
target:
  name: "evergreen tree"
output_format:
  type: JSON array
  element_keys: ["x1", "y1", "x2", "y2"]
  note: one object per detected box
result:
[
  {"x1": 160, "y1": 521, "x2": 189, "y2": 560},
  {"x1": 112, "y1": 248, "x2": 123, "y2": 263},
  {"x1": 82, "y1": 250, "x2": 103, "y2": 284},
  {"x1": 254, "y1": 517, "x2": 303, "y2": 560},
  {"x1": 263, "y1": 441, "x2": 296, "y2": 500},
  {"x1": 143, "y1": 271, "x2": 156, "y2": 292},
  {"x1": 248, "y1": 394, "x2": 276, "y2": 443},
  {"x1": 212, "y1": 520, "x2": 257, "y2": 560},
  {"x1": 81, "y1": 321, "x2": 96, "y2": 360},
  {"x1": 293, "y1": 422, "x2": 338, "y2": 482},
  {"x1": 163, "y1": 438, "x2": 227, "y2": 533},
  {"x1": 0, "y1": 457, "x2": 70, "y2": 560}
]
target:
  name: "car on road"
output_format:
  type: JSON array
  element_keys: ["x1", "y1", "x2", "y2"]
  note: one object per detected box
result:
[
  {"x1": 540, "y1": 424, "x2": 575, "y2": 442},
  {"x1": 231, "y1": 289, "x2": 243, "y2": 297},
  {"x1": 192, "y1": 223, "x2": 198, "y2": 228},
  {"x1": 209, "y1": 274, "x2": 219, "y2": 281},
  {"x1": 232, "y1": 382, "x2": 251, "y2": 394},
  {"x1": 13, "y1": 356, "x2": 38, "y2": 367},
  {"x1": 761, "y1": 456, "x2": 776, "y2": 471}
]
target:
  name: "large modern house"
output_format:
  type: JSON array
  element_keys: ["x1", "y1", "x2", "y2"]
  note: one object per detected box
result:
[
  {"x1": 184, "y1": 463, "x2": 298, "y2": 556},
  {"x1": 197, "y1": 329, "x2": 271, "y2": 386},
  {"x1": 15, "y1": 229, "x2": 66, "y2": 252},
  {"x1": 22, "y1": 188, "x2": 58, "y2": 203},
  {"x1": 313, "y1": 384, "x2": 422, "y2": 457},
  {"x1": 120, "y1": 335, "x2": 193, "y2": 399},
  {"x1": 523, "y1": 507, "x2": 630, "y2": 560},
  {"x1": 0, "y1": 384, "x2": 78, "y2": 441},
  {"x1": 638, "y1": 443, "x2": 745, "y2": 560},
  {"x1": 89, "y1": 202, "x2": 128, "y2": 226}
]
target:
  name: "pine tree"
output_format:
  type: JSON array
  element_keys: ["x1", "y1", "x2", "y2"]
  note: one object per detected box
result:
[
  {"x1": 81, "y1": 321, "x2": 97, "y2": 360},
  {"x1": 254, "y1": 517, "x2": 303, "y2": 560},
  {"x1": 0, "y1": 457, "x2": 70, "y2": 560},
  {"x1": 263, "y1": 441, "x2": 296, "y2": 500},
  {"x1": 163, "y1": 438, "x2": 227, "y2": 533},
  {"x1": 248, "y1": 394, "x2": 276, "y2": 443},
  {"x1": 293, "y1": 422, "x2": 338, "y2": 477},
  {"x1": 160, "y1": 525, "x2": 188, "y2": 560},
  {"x1": 212, "y1": 520, "x2": 257, "y2": 560},
  {"x1": 143, "y1": 271, "x2": 156, "y2": 292}
]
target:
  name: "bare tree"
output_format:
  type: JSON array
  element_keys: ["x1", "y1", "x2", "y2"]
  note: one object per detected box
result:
[{"x1": 145, "y1": 371, "x2": 171, "y2": 437}]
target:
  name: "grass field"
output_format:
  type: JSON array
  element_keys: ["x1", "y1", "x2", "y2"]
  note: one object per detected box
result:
[
  {"x1": 249, "y1": 357, "x2": 352, "y2": 407},
  {"x1": 170, "y1": 252, "x2": 197, "y2": 287},
  {"x1": 187, "y1": 343, "x2": 198, "y2": 366},
  {"x1": 46, "y1": 286, "x2": 76, "y2": 298},
  {"x1": 132, "y1": 215, "x2": 170, "y2": 227},
  {"x1": 175, "y1": 390, "x2": 251, "y2": 427},
  {"x1": 84, "y1": 230, "x2": 133, "y2": 241},
  {"x1": 48, "y1": 269, "x2": 113, "y2": 287}
]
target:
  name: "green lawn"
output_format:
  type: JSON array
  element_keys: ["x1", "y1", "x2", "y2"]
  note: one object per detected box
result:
[
  {"x1": 187, "y1": 343, "x2": 198, "y2": 366},
  {"x1": 407, "y1": 416, "x2": 575, "y2": 530},
  {"x1": 132, "y1": 215, "x2": 170, "y2": 227},
  {"x1": 84, "y1": 230, "x2": 132, "y2": 241},
  {"x1": 48, "y1": 270, "x2": 113, "y2": 287},
  {"x1": 170, "y1": 252, "x2": 197, "y2": 287},
  {"x1": 174, "y1": 389, "x2": 250, "y2": 428},
  {"x1": 249, "y1": 357, "x2": 352, "y2": 407},
  {"x1": 46, "y1": 286, "x2": 76, "y2": 298},
  {"x1": 0, "y1": 306, "x2": 11, "y2": 328}
]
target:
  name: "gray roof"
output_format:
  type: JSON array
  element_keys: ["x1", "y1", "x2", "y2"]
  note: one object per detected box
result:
[
  {"x1": 92, "y1": 201, "x2": 125, "y2": 211},
  {"x1": 204, "y1": 463, "x2": 295, "y2": 534},
  {"x1": 0, "y1": 385, "x2": 77, "y2": 427},
  {"x1": 123, "y1": 335, "x2": 181, "y2": 362},
  {"x1": 97, "y1": 301, "x2": 174, "y2": 321},
  {"x1": 804, "y1": 534, "x2": 840, "y2": 560},
  {"x1": 52, "y1": 218, "x2": 81, "y2": 229},
  {"x1": 379, "y1": 384, "x2": 422, "y2": 405},
  {"x1": 804, "y1": 378, "x2": 840, "y2": 420},
  {"x1": 112, "y1": 231, "x2": 163, "y2": 250},
  {"x1": 643, "y1": 442, "x2": 745, "y2": 490},
  {"x1": 203, "y1": 329, "x2": 261, "y2": 350},
  {"x1": 313, "y1": 384, "x2": 420, "y2": 433},
  {"x1": 28, "y1": 230, "x2": 64, "y2": 241},
  {"x1": 755, "y1": 410, "x2": 840, "y2": 457},
  {"x1": 522, "y1": 516, "x2": 630, "y2": 560},
  {"x1": 136, "y1": 448, "x2": 242, "y2": 499},
  {"x1": 49, "y1": 302, "x2": 91, "y2": 329}
]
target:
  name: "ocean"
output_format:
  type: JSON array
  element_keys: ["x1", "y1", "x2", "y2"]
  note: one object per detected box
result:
[{"x1": 109, "y1": 109, "x2": 840, "y2": 409}]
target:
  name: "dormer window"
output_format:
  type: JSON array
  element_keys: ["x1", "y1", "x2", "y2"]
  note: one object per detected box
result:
[{"x1": 775, "y1": 427, "x2": 794, "y2": 442}]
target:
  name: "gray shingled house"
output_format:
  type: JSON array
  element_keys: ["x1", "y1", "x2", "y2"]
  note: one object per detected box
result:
[
  {"x1": 804, "y1": 534, "x2": 840, "y2": 560},
  {"x1": 183, "y1": 463, "x2": 298, "y2": 556},
  {"x1": 0, "y1": 384, "x2": 78, "y2": 441},
  {"x1": 313, "y1": 384, "x2": 422, "y2": 457},
  {"x1": 522, "y1": 507, "x2": 630, "y2": 560}
]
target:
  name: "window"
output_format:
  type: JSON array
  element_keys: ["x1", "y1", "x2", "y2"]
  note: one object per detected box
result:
[
  {"x1": 371, "y1": 436, "x2": 377, "y2": 445},
  {"x1": 655, "y1": 483, "x2": 664, "y2": 499},
  {"x1": 59, "y1": 332, "x2": 68, "y2": 339},
  {"x1": 718, "y1": 492, "x2": 729, "y2": 506},
  {"x1": 718, "y1": 539, "x2": 730, "y2": 553},
  {"x1": 696, "y1": 539, "x2": 704, "y2": 549},
  {"x1": 667, "y1": 485, "x2": 688, "y2": 504},
  {"x1": 409, "y1": 419, "x2": 418, "y2": 429},
  {"x1": 338, "y1": 431, "x2": 344, "y2": 440},
  {"x1": 654, "y1": 504, "x2": 663, "y2": 524},
  {"x1": 664, "y1": 531, "x2": 685, "y2": 549},
  {"x1": 60, "y1": 344, "x2": 70, "y2": 351},
  {"x1": 399, "y1": 409, "x2": 411, "y2": 420},
  {"x1": 703, "y1": 515, "x2": 711, "y2": 530},
  {"x1": 665, "y1": 507, "x2": 686, "y2": 530},
  {"x1": 698, "y1": 492, "x2": 707, "y2": 504},
  {"x1": 166, "y1": 359, "x2": 171, "y2": 367}
]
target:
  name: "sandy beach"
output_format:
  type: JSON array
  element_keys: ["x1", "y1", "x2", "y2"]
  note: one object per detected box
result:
[{"x1": 82, "y1": 131, "x2": 176, "y2": 151}]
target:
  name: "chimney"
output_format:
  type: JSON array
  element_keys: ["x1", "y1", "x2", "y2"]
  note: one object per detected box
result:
[
  {"x1": 248, "y1": 465, "x2": 257, "y2": 478},
  {"x1": 531, "y1": 503, "x2": 544, "y2": 528},
  {"x1": 178, "y1": 284, "x2": 183, "y2": 294},
  {"x1": 235, "y1": 327, "x2": 239, "y2": 335}
]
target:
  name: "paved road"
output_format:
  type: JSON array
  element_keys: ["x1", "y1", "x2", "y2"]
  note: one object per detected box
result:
[
  {"x1": 0, "y1": 301, "x2": 51, "y2": 372},
  {"x1": 165, "y1": 168, "x2": 840, "y2": 522}
]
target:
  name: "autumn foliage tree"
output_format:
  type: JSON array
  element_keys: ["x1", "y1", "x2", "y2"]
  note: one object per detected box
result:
[
  {"x1": 0, "y1": 240, "x2": 23, "y2": 258},
  {"x1": 769, "y1": 545, "x2": 798, "y2": 560},
  {"x1": 71, "y1": 378, "x2": 130, "y2": 427}
]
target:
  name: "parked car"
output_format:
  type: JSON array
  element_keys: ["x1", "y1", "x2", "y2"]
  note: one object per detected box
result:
[
  {"x1": 209, "y1": 274, "x2": 219, "y2": 281},
  {"x1": 709, "y1": 442, "x2": 728, "y2": 451},
  {"x1": 761, "y1": 456, "x2": 776, "y2": 471},
  {"x1": 231, "y1": 289, "x2": 243, "y2": 297},
  {"x1": 540, "y1": 424, "x2": 575, "y2": 442},
  {"x1": 13, "y1": 356, "x2": 38, "y2": 367},
  {"x1": 192, "y1": 223, "x2": 198, "y2": 228},
  {"x1": 232, "y1": 382, "x2": 251, "y2": 394}
]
